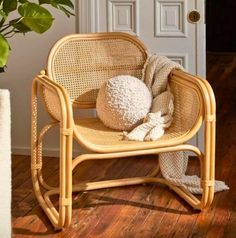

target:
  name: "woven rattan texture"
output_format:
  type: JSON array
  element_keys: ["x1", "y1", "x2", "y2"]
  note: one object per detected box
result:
[
  {"x1": 41, "y1": 86, "x2": 62, "y2": 121},
  {"x1": 169, "y1": 80, "x2": 200, "y2": 134},
  {"x1": 74, "y1": 79, "x2": 200, "y2": 151},
  {"x1": 50, "y1": 38, "x2": 146, "y2": 105}
]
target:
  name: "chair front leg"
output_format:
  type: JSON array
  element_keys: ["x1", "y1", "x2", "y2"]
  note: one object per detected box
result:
[
  {"x1": 200, "y1": 117, "x2": 216, "y2": 209},
  {"x1": 58, "y1": 126, "x2": 73, "y2": 228}
]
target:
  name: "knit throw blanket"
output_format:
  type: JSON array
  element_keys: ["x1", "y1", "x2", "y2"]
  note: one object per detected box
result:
[{"x1": 124, "y1": 54, "x2": 229, "y2": 194}]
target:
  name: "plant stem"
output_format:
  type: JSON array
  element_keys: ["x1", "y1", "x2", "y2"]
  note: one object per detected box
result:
[
  {"x1": 0, "y1": 18, "x2": 5, "y2": 29},
  {"x1": 3, "y1": 28, "x2": 15, "y2": 37},
  {"x1": 0, "y1": 24, "x2": 11, "y2": 33},
  {"x1": 0, "y1": 15, "x2": 7, "y2": 29}
]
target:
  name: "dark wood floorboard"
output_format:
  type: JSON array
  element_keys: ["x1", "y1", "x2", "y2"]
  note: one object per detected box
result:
[{"x1": 12, "y1": 53, "x2": 236, "y2": 237}]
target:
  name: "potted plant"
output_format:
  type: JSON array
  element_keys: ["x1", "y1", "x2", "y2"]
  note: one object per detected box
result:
[
  {"x1": 0, "y1": 1, "x2": 73, "y2": 237},
  {"x1": 0, "y1": 0, "x2": 74, "y2": 71}
]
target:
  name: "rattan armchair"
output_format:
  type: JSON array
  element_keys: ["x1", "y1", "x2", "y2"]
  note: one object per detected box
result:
[{"x1": 31, "y1": 32, "x2": 216, "y2": 229}]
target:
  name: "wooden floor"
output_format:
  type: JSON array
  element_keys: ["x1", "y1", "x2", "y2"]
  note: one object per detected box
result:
[{"x1": 12, "y1": 54, "x2": 236, "y2": 238}]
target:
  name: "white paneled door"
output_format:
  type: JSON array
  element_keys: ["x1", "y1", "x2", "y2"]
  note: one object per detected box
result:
[
  {"x1": 77, "y1": 0, "x2": 205, "y2": 148},
  {"x1": 77, "y1": 0, "x2": 205, "y2": 76}
]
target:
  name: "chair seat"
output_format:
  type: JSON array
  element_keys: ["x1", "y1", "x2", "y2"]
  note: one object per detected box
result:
[{"x1": 74, "y1": 118, "x2": 189, "y2": 153}]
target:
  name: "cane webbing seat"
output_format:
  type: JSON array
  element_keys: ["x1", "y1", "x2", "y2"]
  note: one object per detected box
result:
[
  {"x1": 73, "y1": 78, "x2": 202, "y2": 153},
  {"x1": 31, "y1": 32, "x2": 216, "y2": 229}
]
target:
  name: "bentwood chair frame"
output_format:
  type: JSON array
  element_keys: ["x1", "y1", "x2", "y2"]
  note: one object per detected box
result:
[{"x1": 31, "y1": 32, "x2": 216, "y2": 229}]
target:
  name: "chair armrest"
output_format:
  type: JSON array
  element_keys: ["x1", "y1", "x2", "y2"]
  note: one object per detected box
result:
[
  {"x1": 32, "y1": 71, "x2": 73, "y2": 127},
  {"x1": 170, "y1": 69, "x2": 216, "y2": 119},
  {"x1": 168, "y1": 70, "x2": 216, "y2": 141}
]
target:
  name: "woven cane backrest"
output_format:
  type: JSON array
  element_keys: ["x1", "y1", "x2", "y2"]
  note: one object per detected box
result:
[
  {"x1": 168, "y1": 78, "x2": 202, "y2": 137},
  {"x1": 46, "y1": 33, "x2": 148, "y2": 108}
]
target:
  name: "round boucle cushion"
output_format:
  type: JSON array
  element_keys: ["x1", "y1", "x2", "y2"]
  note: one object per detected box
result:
[{"x1": 96, "y1": 75, "x2": 152, "y2": 131}]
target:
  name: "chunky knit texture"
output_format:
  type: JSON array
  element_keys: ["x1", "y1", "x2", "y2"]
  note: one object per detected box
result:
[
  {"x1": 125, "y1": 54, "x2": 229, "y2": 194},
  {"x1": 159, "y1": 151, "x2": 229, "y2": 194},
  {"x1": 123, "y1": 55, "x2": 178, "y2": 141},
  {"x1": 96, "y1": 75, "x2": 152, "y2": 131}
]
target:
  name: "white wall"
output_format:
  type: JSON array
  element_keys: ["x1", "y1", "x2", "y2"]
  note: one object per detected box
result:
[{"x1": 0, "y1": 9, "x2": 76, "y2": 156}]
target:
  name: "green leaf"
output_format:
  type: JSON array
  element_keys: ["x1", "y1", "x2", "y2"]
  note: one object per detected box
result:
[
  {"x1": 53, "y1": 0, "x2": 74, "y2": 9},
  {"x1": 3, "y1": 0, "x2": 17, "y2": 14},
  {"x1": 0, "y1": 9, "x2": 7, "y2": 20},
  {"x1": 10, "y1": 18, "x2": 31, "y2": 33},
  {"x1": 57, "y1": 5, "x2": 74, "y2": 17},
  {"x1": 50, "y1": 0, "x2": 74, "y2": 17},
  {"x1": 0, "y1": 34, "x2": 10, "y2": 67},
  {"x1": 18, "y1": 0, "x2": 28, "y2": 3},
  {"x1": 39, "y1": 0, "x2": 74, "y2": 9},
  {"x1": 38, "y1": 0, "x2": 51, "y2": 4},
  {"x1": 18, "y1": 3, "x2": 54, "y2": 34},
  {"x1": 38, "y1": 0, "x2": 74, "y2": 17}
]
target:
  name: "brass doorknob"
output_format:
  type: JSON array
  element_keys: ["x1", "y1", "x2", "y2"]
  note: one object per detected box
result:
[{"x1": 188, "y1": 10, "x2": 201, "y2": 23}]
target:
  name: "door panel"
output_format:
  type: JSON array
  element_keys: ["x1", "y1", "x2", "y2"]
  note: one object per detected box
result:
[{"x1": 96, "y1": 0, "x2": 205, "y2": 75}]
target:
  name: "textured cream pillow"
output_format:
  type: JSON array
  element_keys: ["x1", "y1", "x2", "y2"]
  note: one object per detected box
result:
[{"x1": 96, "y1": 75, "x2": 152, "y2": 131}]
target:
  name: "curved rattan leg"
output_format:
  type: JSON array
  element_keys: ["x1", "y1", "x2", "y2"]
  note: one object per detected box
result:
[
  {"x1": 199, "y1": 119, "x2": 216, "y2": 209},
  {"x1": 63, "y1": 127, "x2": 73, "y2": 228},
  {"x1": 148, "y1": 161, "x2": 160, "y2": 177},
  {"x1": 70, "y1": 145, "x2": 208, "y2": 211},
  {"x1": 33, "y1": 124, "x2": 73, "y2": 230},
  {"x1": 31, "y1": 79, "x2": 74, "y2": 229},
  {"x1": 31, "y1": 80, "x2": 63, "y2": 229},
  {"x1": 37, "y1": 122, "x2": 59, "y2": 191},
  {"x1": 47, "y1": 125, "x2": 73, "y2": 229},
  {"x1": 40, "y1": 143, "x2": 215, "y2": 228}
]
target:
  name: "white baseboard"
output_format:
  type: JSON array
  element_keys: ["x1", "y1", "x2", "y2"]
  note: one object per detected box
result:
[{"x1": 12, "y1": 146, "x2": 83, "y2": 157}]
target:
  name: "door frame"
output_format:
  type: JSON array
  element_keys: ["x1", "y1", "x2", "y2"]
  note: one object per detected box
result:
[{"x1": 77, "y1": 0, "x2": 100, "y2": 33}]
